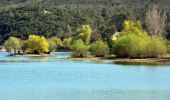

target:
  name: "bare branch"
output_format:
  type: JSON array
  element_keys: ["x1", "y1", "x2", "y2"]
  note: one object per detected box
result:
[{"x1": 145, "y1": 5, "x2": 167, "y2": 38}]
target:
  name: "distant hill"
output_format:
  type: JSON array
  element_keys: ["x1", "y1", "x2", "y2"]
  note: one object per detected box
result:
[{"x1": 0, "y1": 0, "x2": 170, "y2": 44}]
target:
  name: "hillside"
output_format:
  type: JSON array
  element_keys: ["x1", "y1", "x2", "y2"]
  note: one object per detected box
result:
[{"x1": 0, "y1": 0, "x2": 170, "y2": 44}]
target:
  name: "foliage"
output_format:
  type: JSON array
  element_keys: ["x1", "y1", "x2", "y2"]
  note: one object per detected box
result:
[
  {"x1": 0, "y1": 3, "x2": 135, "y2": 44},
  {"x1": 76, "y1": 25, "x2": 93, "y2": 45},
  {"x1": 4, "y1": 37, "x2": 20, "y2": 54},
  {"x1": 146, "y1": 36, "x2": 167, "y2": 57},
  {"x1": 50, "y1": 37, "x2": 63, "y2": 48},
  {"x1": 90, "y1": 39, "x2": 109, "y2": 57},
  {"x1": 47, "y1": 39, "x2": 56, "y2": 52},
  {"x1": 145, "y1": 5, "x2": 167, "y2": 38},
  {"x1": 112, "y1": 34, "x2": 167, "y2": 58},
  {"x1": 47, "y1": 37, "x2": 63, "y2": 52},
  {"x1": 112, "y1": 20, "x2": 167, "y2": 58},
  {"x1": 63, "y1": 37, "x2": 72, "y2": 50},
  {"x1": 166, "y1": 44, "x2": 170, "y2": 54},
  {"x1": 112, "y1": 35, "x2": 132, "y2": 57},
  {"x1": 71, "y1": 39, "x2": 88, "y2": 58},
  {"x1": 0, "y1": 0, "x2": 170, "y2": 44},
  {"x1": 20, "y1": 40, "x2": 28, "y2": 54},
  {"x1": 120, "y1": 20, "x2": 147, "y2": 36},
  {"x1": 25, "y1": 35, "x2": 49, "y2": 54}
]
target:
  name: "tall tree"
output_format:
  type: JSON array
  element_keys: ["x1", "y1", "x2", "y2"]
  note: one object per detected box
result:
[
  {"x1": 145, "y1": 5, "x2": 167, "y2": 38},
  {"x1": 76, "y1": 25, "x2": 93, "y2": 45}
]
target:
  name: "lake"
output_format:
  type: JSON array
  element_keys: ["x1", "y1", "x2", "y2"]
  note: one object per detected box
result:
[{"x1": 0, "y1": 52, "x2": 170, "y2": 100}]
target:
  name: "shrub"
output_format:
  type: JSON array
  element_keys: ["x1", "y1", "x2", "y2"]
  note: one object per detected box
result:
[
  {"x1": 76, "y1": 25, "x2": 93, "y2": 45},
  {"x1": 121, "y1": 20, "x2": 147, "y2": 36},
  {"x1": 146, "y1": 36, "x2": 167, "y2": 57},
  {"x1": 20, "y1": 40, "x2": 28, "y2": 54},
  {"x1": 90, "y1": 39, "x2": 109, "y2": 57},
  {"x1": 4, "y1": 37, "x2": 20, "y2": 54},
  {"x1": 50, "y1": 37, "x2": 63, "y2": 48},
  {"x1": 167, "y1": 44, "x2": 170, "y2": 54},
  {"x1": 112, "y1": 34, "x2": 167, "y2": 58},
  {"x1": 71, "y1": 39, "x2": 88, "y2": 58},
  {"x1": 25, "y1": 35, "x2": 49, "y2": 54},
  {"x1": 112, "y1": 35, "x2": 132, "y2": 57},
  {"x1": 63, "y1": 37, "x2": 72, "y2": 50},
  {"x1": 112, "y1": 20, "x2": 167, "y2": 58},
  {"x1": 48, "y1": 39, "x2": 56, "y2": 53}
]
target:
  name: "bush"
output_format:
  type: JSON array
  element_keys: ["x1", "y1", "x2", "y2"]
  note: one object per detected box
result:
[
  {"x1": 50, "y1": 37, "x2": 63, "y2": 48},
  {"x1": 90, "y1": 39, "x2": 109, "y2": 57},
  {"x1": 63, "y1": 37, "x2": 72, "y2": 50},
  {"x1": 112, "y1": 20, "x2": 167, "y2": 58},
  {"x1": 4, "y1": 37, "x2": 20, "y2": 54},
  {"x1": 121, "y1": 20, "x2": 147, "y2": 36},
  {"x1": 48, "y1": 39, "x2": 56, "y2": 53},
  {"x1": 112, "y1": 34, "x2": 167, "y2": 58},
  {"x1": 20, "y1": 40, "x2": 28, "y2": 54},
  {"x1": 76, "y1": 25, "x2": 93, "y2": 45},
  {"x1": 167, "y1": 45, "x2": 170, "y2": 54},
  {"x1": 25, "y1": 35, "x2": 49, "y2": 54},
  {"x1": 71, "y1": 39, "x2": 88, "y2": 58},
  {"x1": 146, "y1": 36, "x2": 167, "y2": 57}
]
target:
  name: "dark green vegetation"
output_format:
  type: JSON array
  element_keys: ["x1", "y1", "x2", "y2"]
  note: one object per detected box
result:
[{"x1": 0, "y1": 0, "x2": 170, "y2": 44}]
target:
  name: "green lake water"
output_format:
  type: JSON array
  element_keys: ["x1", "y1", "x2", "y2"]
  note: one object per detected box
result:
[{"x1": 0, "y1": 52, "x2": 170, "y2": 100}]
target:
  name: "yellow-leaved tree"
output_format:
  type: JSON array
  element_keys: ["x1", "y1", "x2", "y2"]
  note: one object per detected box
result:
[
  {"x1": 48, "y1": 37, "x2": 63, "y2": 52},
  {"x1": 4, "y1": 37, "x2": 20, "y2": 54},
  {"x1": 76, "y1": 25, "x2": 92, "y2": 45},
  {"x1": 25, "y1": 35, "x2": 49, "y2": 54},
  {"x1": 121, "y1": 20, "x2": 147, "y2": 36}
]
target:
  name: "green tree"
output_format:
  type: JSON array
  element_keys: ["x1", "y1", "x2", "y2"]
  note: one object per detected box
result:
[
  {"x1": 121, "y1": 20, "x2": 147, "y2": 36},
  {"x1": 112, "y1": 20, "x2": 167, "y2": 58},
  {"x1": 47, "y1": 39, "x2": 56, "y2": 53},
  {"x1": 50, "y1": 37, "x2": 63, "y2": 48},
  {"x1": 71, "y1": 39, "x2": 88, "y2": 58},
  {"x1": 25, "y1": 35, "x2": 49, "y2": 54},
  {"x1": 20, "y1": 40, "x2": 28, "y2": 54},
  {"x1": 63, "y1": 37, "x2": 72, "y2": 50},
  {"x1": 4, "y1": 37, "x2": 20, "y2": 54},
  {"x1": 146, "y1": 36, "x2": 167, "y2": 57},
  {"x1": 90, "y1": 39, "x2": 109, "y2": 57},
  {"x1": 76, "y1": 25, "x2": 93, "y2": 45}
]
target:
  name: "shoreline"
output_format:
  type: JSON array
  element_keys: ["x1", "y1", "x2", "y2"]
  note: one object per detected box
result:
[
  {"x1": 15, "y1": 54, "x2": 52, "y2": 57},
  {"x1": 112, "y1": 58, "x2": 170, "y2": 66},
  {"x1": 68, "y1": 55, "x2": 170, "y2": 66},
  {"x1": 11, "y1": 53, "x2": 52, "y2": 57},
  {"x1": 1, "y1": 51, "x2": 170, "y2": 65}
]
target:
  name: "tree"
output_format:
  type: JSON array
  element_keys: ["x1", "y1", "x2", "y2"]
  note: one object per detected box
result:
[
  {"x1": 76, "y1": 25, "x2": 93, "y2": 45},
  {"x1": 121, "y1": 20, "x2": 147, "y2": 36},
  {"x1": 47, "y1": 39, "x2": 56, "y2": 53},
  {"x1": 63, "y1": 37, "x2": 72, "y2": 50},
  {"x1": 20, "y1": 40, "x2": 28, "y2": 54},
  {"x1": 90, "y1": 39, "x2": 109, "y2": 57},
  {"x1": 4, "y1": 37, "x2": 20, "y2": 54},
  {"x1": 112, "y1": 20, "x2": 167, "y2": 58},
  {"x1": 50, "y1": 37, "x2": 63, "y2": 49},
  {"x1": 145, "y1": 5, "x2": 167, "y2": 38},
  {"x1": 71, "y1": 39, "x2": 88, "y2": 58},
  {"x1": 25, "y1": 35, "x2": 49, "y2": 54},
  {"x1": 146, "y1": 36, "x2": 167, "y2": 57}
]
